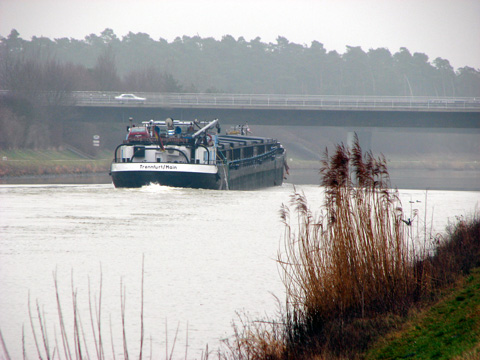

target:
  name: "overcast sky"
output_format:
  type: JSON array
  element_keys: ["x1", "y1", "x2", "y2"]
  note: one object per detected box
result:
[{"x1": 1, "y1": 0, "x2": 479, "y2": 70}]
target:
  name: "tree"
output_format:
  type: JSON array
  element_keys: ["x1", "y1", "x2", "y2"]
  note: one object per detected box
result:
[
  {"x1": 123, "y1": 67, "x2": 181, "y2": 92},
  {"x1": 393, "y1": 47, "x2": 415, "y2": 96},
  {"x1": 305, "y1": 41, "x2": 327, "y2": 94},
  {"x1": 0, "y1": 33, "x2": 79, "y2": 149},
  {"x1": 0, "y1": 100, "x2": 28, "y2": 149},
  {"x1": 410, "y1": 52, "x2": 436, "y2": 95},
  {"x1": 323, "y1": 50, "x2": 343, "y2": 95},
  {"x1": 92, "y1": 47, "x2": 121, "y2": 90},
  {"x1": 367, "y1": 48, "x2": 399, "y2": 95},
  {"x1": 456, "y1": 67, "x2": 480, "y2": 96},
  {"x1": 342, "y1": 46, "x2": 371, "y2": 95},
  {"x1": 433, "y1": 57, "x2": 456, "y2": 96}
]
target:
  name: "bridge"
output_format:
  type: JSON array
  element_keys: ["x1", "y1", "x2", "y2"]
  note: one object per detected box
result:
[
  {"x1": 72, "y1": 92, "x2": 480, "y2": 129},
  {"x1": 2, "y1": 90, "x2": 478, "y2": 127},
  {"x1": 74, "y1": 91, "x2": 480, "y2": 112}
]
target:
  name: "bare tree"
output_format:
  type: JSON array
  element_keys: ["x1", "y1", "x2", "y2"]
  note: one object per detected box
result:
[{"x1": 92, "y1": 47, "x2": 121, "y2": 90}]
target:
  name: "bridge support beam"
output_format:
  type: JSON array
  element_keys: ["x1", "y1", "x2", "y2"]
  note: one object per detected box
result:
[{"x1": 73, "y1": 105, "x2": 480, "y2": 129}]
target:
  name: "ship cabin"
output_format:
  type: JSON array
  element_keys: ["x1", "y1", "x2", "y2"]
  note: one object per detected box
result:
[
  {"x1": 115, "y1": 119, "x2": 219, "y2": 166},
  {"x1": 114, "y1": 118, "x2": 281, "y2": 168}
]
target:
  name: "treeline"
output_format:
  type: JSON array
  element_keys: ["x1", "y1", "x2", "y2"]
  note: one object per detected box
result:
[{"x1": 1, "y1": 28, "x2": 480, "y2": 97}]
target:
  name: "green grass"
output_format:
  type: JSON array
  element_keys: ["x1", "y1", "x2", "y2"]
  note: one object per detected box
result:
[
  {"x1": 0, "y1": 149, "x2": 110, "y2": 161},
  {"x1": 0, "y1": 149, "x2": 111, "y2": 177},
  {"x1": 366, "y1": 268, "x2": 480, "y2": 360}
]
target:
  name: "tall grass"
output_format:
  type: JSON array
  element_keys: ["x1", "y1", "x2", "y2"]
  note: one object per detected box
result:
[
  {"x1": 21, "y1": 266, "x2": 146, "y2": 360},
  {"x1": 276, "y1": 135, "x2": 432, "y2": 356},
  {"x1": 0, "y1": 257, "x2": 214, "y2": 360},
  {"x1": 220, "y1": 310, "x2": 287, "y2": 360}
]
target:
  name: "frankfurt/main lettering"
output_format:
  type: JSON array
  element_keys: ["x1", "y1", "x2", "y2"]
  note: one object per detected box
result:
[{"x1": 139, "y1": 164, "x2": 178, "y2": 170}]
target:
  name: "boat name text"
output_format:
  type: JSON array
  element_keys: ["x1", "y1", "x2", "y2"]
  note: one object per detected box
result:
[{"x1": 139, "y1": 164, "x2": 178, "y2": 170}]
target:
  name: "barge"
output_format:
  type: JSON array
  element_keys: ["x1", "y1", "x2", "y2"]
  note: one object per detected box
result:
[{"x1": 110, "y1": 118, "x2": 287, "y2": 190}]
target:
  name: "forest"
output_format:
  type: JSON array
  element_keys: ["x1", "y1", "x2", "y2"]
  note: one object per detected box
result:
[
  {"x1": 0, "y1": 28, "x2": 479, "y2": 150},
  {"x1": 1, "y1": 28, "x2": 480, "y2": 97}
]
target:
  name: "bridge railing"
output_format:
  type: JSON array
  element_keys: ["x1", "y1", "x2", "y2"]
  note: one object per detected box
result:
[
  {"x1": 72, "y1": 92, "x2": 480, "y2": 111},
  {"x1": 2, "y1": 90, "x2": 479, "y2": 111}
]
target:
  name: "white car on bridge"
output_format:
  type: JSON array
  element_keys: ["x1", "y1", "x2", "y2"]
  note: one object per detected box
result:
[{"x1": 115, "y1": 93, "x2": 146, "y2": 103}]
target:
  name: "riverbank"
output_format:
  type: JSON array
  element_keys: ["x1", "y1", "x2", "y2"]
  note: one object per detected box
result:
[
  {"x1": 288, "y1": 160, "x2": 480, "y2": 191},
  {"x1": 1, "y1": 149, "x2": 479, "y2": 190},
  {"x1": 366, "y1": 266, "x2": 480, "y2": 359},
  {"x1": 0, "y1": 149, "x2": 111, "y2": 184}
]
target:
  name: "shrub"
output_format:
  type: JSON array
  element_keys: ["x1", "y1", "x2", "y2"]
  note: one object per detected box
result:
[{"x1": 430, "y1": 213, "x2": 480, "y2": 285}]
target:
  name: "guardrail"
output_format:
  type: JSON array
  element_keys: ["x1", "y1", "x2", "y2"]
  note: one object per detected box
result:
[
  {"x1": 2, "y1": 90, "x2": 479, "y2": 112},
  {"x1": 72, "y1": 92, "x2": 480, "y2": 112}
]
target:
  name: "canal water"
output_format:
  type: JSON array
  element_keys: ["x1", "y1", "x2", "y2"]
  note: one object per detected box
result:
[{"x1": 0, "y1": 182, "x2": 479, "y2": 359}]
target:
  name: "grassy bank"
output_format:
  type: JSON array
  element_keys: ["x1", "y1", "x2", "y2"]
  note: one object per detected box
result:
[
  {"x1": 366, "y1": 267, "x2": 480, "y2": 359},
  {"x1": 0, "y1": 149, "x2": 111, "y2": 178}
]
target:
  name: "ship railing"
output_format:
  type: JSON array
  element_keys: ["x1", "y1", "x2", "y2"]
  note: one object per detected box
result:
[{"x1": 124, "y1": 136, "x2": 191, "y2": 145}]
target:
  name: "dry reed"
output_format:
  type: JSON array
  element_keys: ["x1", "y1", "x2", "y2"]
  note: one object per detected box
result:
[
  {"x1": 220, "y1": 310, "x2": 286, "y2": 360},
  {"x1": 277, "y1": 134, "x2": 427, "y2": 355},
  {"x1": 4, "y1": 258, "x2": 147, "y2": 360}
]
